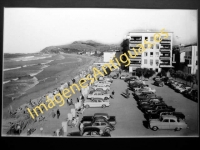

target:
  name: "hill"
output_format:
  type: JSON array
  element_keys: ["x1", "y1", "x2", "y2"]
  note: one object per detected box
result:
[{"x1": 40, "y1": 40, "x2": 120, "y2": 54}]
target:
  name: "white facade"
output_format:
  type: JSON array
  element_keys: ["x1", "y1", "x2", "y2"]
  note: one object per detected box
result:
[
  {"x1": 103, "y1": 52, "x2": 116, "y2": 62},
  {"x1": 180, "y1": 45, "x2": 198, "y2": 74},
  {"x1": 127, "y1": 32, "x2": 173, "y2": 72}
]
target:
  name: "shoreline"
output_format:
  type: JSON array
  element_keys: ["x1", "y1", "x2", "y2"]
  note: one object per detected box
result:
[{"x1": 3, "y1": 53, "x2": 99, "y2": 121}]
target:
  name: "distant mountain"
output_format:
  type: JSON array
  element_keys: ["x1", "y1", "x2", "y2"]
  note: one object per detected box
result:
[{"x1": 40, "y1": 40, "x2": 120, "y2": 54}]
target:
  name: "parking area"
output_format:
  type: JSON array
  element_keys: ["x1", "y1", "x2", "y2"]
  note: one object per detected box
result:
[{"x1": 67, "y1": 75, "x2": 198, "y2": 137}]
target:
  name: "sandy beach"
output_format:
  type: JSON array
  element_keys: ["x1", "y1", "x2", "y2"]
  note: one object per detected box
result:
[{"x1": 2, "y1": 53, "x2": 100, "y2": 136}]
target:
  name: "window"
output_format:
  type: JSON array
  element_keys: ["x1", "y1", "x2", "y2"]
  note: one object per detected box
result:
[
  {"x1": 156, "y1": 44, "x2": 159, "y2": 49},
  {"x1": 150, "y1": 52, "x2": 153, "y2": 57},
  {"x1": 150, "y1": 37, "x2": 154, "y2": 41},
  {"x1": 163, "y1": 119, "x2": 169, "y2": 122},
  {"x1": 151, "y1": 44, "x2": 154, "y2": 49},
  {"x1": 196, "y1": 60, "x2": 198, "y2": 65},
  {"x1": 145, "y1": 37, "x2": 148, "y2": 41},
  {"x1": 144, "y1": 52, "x2": 148, "y2": 56},
  {"x1": 156, "y1": 60, "x2": 159, "y2": 66},
  {"x1": 155, "y1": 69, "x2": 158, "y2": 72},
  {"x1": 144, "y1": 59, "x2": 147, "y2": 64},
  {"x1": 93, "y1": 122, "x2": 100, "y2": 126},
  {"x1": 101, "y1": 122, "x2": 106, "y2": 126},
  {"x1": 156, "y1": 52, "x2": 159, "y2": 57},
  {"x1": 170, "y1": 119, "x2": 176, "y2": 122},
  {"x1": 144, "y1": 44, "x2": 148, "y2": 49},
  {"x1": 150, "y1": 59, "x2": 153, "y2": 66}
]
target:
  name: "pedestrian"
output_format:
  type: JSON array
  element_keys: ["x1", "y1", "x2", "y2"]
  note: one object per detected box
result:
[
  {"x1": 112, "y1": 90, "x2": 115, "y2": 96},
  {"x1": 67, "y1": 98, "x2": 70, "y2": 106},
  {"x1": 77, "y1": 98, "x2": 79, "y2": 103},
  {"x1": 51, "y1": 109, "x2": 56, "y2": 118},
  {"x1": 67, "y1": 113, "x2": 73, "y2": 127},
  {"x1": 57, "y1": 109, "x2": 60, "y2": 119},
  {"x1": 79, "y1": 122, "x2": 84, "y2": 131},
  {"x1": 70, "y1": 99, "x2": 74, "y2": 105},
  {"x1": 75, "y1": 115, "x2": 79, "y2": 127},
  {"x1": 71, "y1": 108, "x2": 76, "y2": 118}
]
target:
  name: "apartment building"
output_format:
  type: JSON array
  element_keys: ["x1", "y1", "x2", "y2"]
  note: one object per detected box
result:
[
  {"x1": 126, "y1": 31, "x2": 173, "y2": 73},
  {"x1": 179, "y1": 44, "x2": 198, "y2": 74}
]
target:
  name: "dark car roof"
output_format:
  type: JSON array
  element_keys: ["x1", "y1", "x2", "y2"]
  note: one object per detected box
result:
[{"x1": 94, "y1": 113, "x2": 108, "y2": 116}]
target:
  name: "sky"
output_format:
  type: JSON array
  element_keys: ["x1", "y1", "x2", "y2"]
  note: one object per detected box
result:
[{"x1": 4, "y1": 8, "x2": 197, "y2": 53}]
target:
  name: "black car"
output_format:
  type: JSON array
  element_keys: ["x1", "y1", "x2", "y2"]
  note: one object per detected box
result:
[
  {"x1": 67, "y1": 127, "x2": 111, "y2": 137},
  {"x1": 153, "y1": 81, "x2": 164, "y2": 87}
]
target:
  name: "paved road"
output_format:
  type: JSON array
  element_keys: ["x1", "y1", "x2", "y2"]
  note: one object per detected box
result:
[{"x1": 68, "y1": 76, "x2": 198, "y2": 137}]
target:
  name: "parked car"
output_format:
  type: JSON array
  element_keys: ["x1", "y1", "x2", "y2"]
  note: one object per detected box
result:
[
  {"x1": 83, "y1": 99, "x2": 110, "y2": 108},
  {"x1": 94, "y1": 81, "x2": 111, "y2": 87},
  {"x1": 138, "y1": 97, "x2": 163, "y2": 105},
  {"x1": 145, "y1": 105, "x2": 176, "y2": 114},
  {"x1": 173, "y1": 83, "x2": 184, "y2": 91},
  {"x1": 135, "y1": 93, "x2": 157, "y2": 101},
  {"x1": 184, "y1": 89, "x2": 198, "y2": 101},
  {"x1": 80, "y1": 113, "x2": 116, "y2": 125},
  {"x1": 103, "y1": 77, "x2": 113, "y2": 83},
  {"x1": 82, "y1": 117, "x2": 115, "y2": 133},
  {"x1": 112, "y1": 74, "x2": 118, "y2": 79},
  {"x1": 141, "y1": 103, "x2": 167, "y2": 112},
  {"x1": 153, "y1": 81, "x2": 164, "y2": 87},
  {"x1": 87, "y1": 91, "x2": 110, "y2": 100},
  {"x1": 67, "y1": 127, "x2": 111, "y2": 137},
  {"x1": 149, "y1": 115, "x2": 188, "y2": 131},
  {"x1": 92, "y1": 85, "x2": 110, "y2": 91},
  {"x1": 175, "y1": 85, "x2": 191, "y2": 93},
  {"x1": 147, "y1": 111, "x2": 186, "y2": 121},
  {"x1": 120, "y1": 74, "x2": 129, "y2": 80},
  {"x1": 139, "y1": 101, "x2": 166, "y2": 110}
]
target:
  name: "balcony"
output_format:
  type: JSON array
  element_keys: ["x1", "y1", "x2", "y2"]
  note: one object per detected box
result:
[
  {"x1": 160, "y1": 49, "x2": 171, "y2": 52},
  {"x1": 160, "y1": 56, "x2": 171, "y2": 59},
  {"x1": 129, "y1": 63, "x2": 141, "y2": 67},
  {"x1": 129, "y1": 40, "x2": 142, "y2": 44},
  {"x1": 159, "y1": 63, "x2": 171, "y2": 67}
]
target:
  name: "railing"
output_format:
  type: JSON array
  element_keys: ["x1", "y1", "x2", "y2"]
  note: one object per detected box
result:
[{"x1": 160, "y1": 49, "x2": 171, "y2": 51}]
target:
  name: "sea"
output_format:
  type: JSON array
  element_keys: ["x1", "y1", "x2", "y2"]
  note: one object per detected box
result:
[{"x1": 3, "y1": 53, "x2": 56, "y2": 103}]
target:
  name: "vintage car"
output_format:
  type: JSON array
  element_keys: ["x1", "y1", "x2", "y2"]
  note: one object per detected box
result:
[
  {"x1": 173, "y1": 83, "x2": 184, "y2": 91},
  {"x1": 153, "y1": 81, "x2": 164, "y2": 87},
  {"x1": 81, "y1": 113, "x2": 116, "y2": 125},
  {"x1": 103, "y1": 77, "x2": 113, "y2": 83},
  {"x1": 92, "y1": 85, "x2": 110, "y2": 91},
  {"x1": 112, "y1": 74, "x2": 118, "y2": 79},
  {"x1": 138, "y1": 97, "x2": 163, "y2": 105},
  {"x1": 83, "y1": 99, "x2": 110, "y2": 108},
  {"x1": 139, "y1": 101, "x2": 166, "y2": 110},
  {"x1": 120, "y1": 74, "x2": 129, "y2": 80},
  {"x1": 175, "y1": 85, "x2": 191, "y2": 93},
  {"x1": 145, "y1": 105, "x2": 175, "y2": 114},
  {"x1": 149, "y1": 115, "x2": 188, "y2": 131},
  {"x1": 82, "y1": 117, "x2": 115, "y2": 133},
  {"x1": 67, "y1": 127, "x2": 111, "y2": 137},
  {"x1": 183, "y1": 89, "x2": 198, "y2": 101},
  {"x1": 135, "y1": 93, "x2": 157, "y2": 101},
  {"x1": 140, "y1": 103, "x2": 167, "y2": 112},
  {"x1": 147, "y1": 111, "x2": 186, "y2": 121},
  {"x1": 87, "y1": 91, "x2": 110, "y2": 100},
  {"x1": 124, "y1": 76, "x2": 139, "y2": 82},
  {"x1": 94, "y1": 81, "x2": 111, "y2": 87}
]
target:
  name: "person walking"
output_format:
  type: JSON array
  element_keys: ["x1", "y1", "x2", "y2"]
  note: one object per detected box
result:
[
  {"x1": 77, "y1": 98, "x2": 79, "y2": 103},
  {"x1": 57, "y1": 109, "x2": 60, "y2": 119},
  {"x1": 67, "y1": 113, "x2": 73, "y2": 128},
  {"x1": 112, "y1": 90, "x2": 115, "y2": 96}
]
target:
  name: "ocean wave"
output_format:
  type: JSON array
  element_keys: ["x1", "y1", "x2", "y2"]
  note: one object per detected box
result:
[
  {"x1": 3, "y1": 66, "x2": 22, "y2": 71},
  {"x1": 12, "y1": 55, "x2": 52, "y2": 62},
  {"x1": 3, "y1": 80, "x2": 11, "y2": 84},
  {"x1": 29, "y1": 70, "x2": 43, "y2": 77}
]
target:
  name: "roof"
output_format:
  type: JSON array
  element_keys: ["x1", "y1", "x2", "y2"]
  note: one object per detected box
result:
[
  {"x1": 128, "y1": 31, "x2": 173, "y2": 33},
  {"x1": 162, "y1": 115, "x2": 177, "y2": 120}
]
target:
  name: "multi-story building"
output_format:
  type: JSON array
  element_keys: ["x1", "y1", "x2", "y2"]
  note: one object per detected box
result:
[
  {"x1": 126, "y1": 31, "x2": 173, "y2": 73},
  {"x1": 179, "y1": 44, "x2": 198, "y2": 74}
]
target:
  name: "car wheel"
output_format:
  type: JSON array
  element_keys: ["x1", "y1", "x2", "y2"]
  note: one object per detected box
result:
[
  {"x1": 152, "y1": 126, "x2": 158, "y2": 131},
  {"x1": 85, "y1": 105, "x2": 89, "y2": 109},
  {"x1": 102, "y1": 104, "x2": 106, "y2": 108},
  {"x1": 104, "y1": 128, "x2": 111, "y2": 133},
  {"x1": 175, "y1": 128, "x2": 182, "y2": 131}
]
